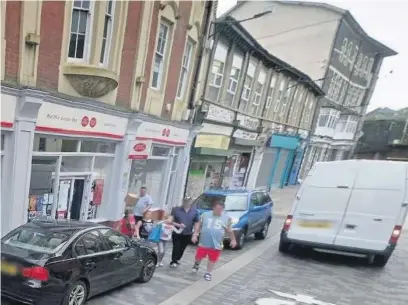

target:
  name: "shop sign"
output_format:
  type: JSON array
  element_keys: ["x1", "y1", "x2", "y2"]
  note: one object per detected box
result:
[
  {"x1": 93, "y1": 179, "x2": 104, "y2": 205},
  {"x1": 36, "y1": 102, "x2": 127, "y2": 139},
  {"x1": 205, "y1": 104, "x2": 235, "y2": 124},
  {"x1": 233, "y1": 129, "x2": 258, "y2": 141},
  {"x1": 0, "y1": 94, "x2": 17, "y2": 128},
  {"x1": 136, "y1": 121, "x2": 189, "y2": 145},
  {"x1": 129, "y1": 139, "x2": 152, "y2": 160},
  {"x1": 200, "y1": 123, "x2": 233, "y2": 136},
  {"x1": 195, "y1": 134, "x2": 230, "y2": 150},
  {"x1": 237, "y1": 114, "x2": 260, "y2": 130}
]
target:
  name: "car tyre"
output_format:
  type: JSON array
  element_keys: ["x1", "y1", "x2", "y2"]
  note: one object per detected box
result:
[
  {"x1": 235, "y1": 229, "x2": 247, "y2": 250},
  {"x1": 137, "y1": 255, "x2": 156, "y2": 283},
  {"x1": 62, "y1": 280, "x2": 87, "y2": 305},
  {"x1": 278, "y1": 240, "x2": 291, "y2": 253},
  {"x1": 372, "y1": 254, "x2": 390, "y2": 268},
  {"x1": 255, "y1": 220, "x2": 270, "y2": 240}
]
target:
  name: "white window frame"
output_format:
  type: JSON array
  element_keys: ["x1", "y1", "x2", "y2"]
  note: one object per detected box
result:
[
  {"x1": 252, "y1": 81, "x2": 263, "y2": 106},
  {"x1": 68, "y1": 0, "x2": 94, "y2": 62},
  {"x1": 241, "y1": 75, "x2": 252, "y2": 102},
  {"x1": 151, "y1": 21, "x2": 170, "y2": 89},
  {"x1": 339, "y1": 38, "x2": 348, "y2": 63},
  {"x1": 227, "y1": 67, "x2": 240, "y2": 95},
  {"x1": 209, "y1": 60, "x2": 224, "y2": 89},
  {"x1": 100, "y1": 0, "x2": 115, "y2": 66},
  {"x1": 176, "y1": 39, "x2": 194, "y2": 99}
]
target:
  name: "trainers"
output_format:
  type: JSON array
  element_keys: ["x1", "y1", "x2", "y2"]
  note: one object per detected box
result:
[
  {"x1": 170, "y1": 263, "x2": 178, "y2": 268},
  {"x1": 204, "y1": 272, "x2": 212, "y2": 281},
  {"x1": 156, "y1": 263, "x2": 164, "y2": 267},
  {"x1": 192, "y1": 263, "x2": 199, "y2": 273}
]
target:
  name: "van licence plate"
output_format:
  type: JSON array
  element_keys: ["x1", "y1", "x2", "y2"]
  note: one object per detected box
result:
[
  {"x1": 298, "y1": 220, "x2": 332, "y2": 228},
  {"x1": 1, "y1": 260, "x2": 18, "y2": 276}
]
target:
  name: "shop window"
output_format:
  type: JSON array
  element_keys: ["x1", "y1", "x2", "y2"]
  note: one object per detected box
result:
[
  {"x1": 34, "y1": 135, "x2": 78, "y2": 152},
  {"x1": 151, "y1": 146, "x2": 170, "y2": 157},
  {"x1": 61, "y1": 156, "x2": 93, "y2": 172},
  {"x1": 80, "y1": 140, "x2": 115, "y2": 153}
]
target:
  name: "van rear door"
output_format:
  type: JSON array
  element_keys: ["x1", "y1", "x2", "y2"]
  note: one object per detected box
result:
[
  {"x1": 287, "y1": 161, "x2": 357, "y2": 245},
  {"x1": 333, "y1": 161, "x2": 407, "y2": 251}
]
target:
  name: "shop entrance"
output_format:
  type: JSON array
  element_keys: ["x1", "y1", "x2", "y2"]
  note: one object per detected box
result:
[{"x1": 56, "y1": 175, "x2": 90, "y2": 220}]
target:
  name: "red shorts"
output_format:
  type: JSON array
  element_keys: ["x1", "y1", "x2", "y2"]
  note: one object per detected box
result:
[{"x1": 195, "y1": 246, "x2": 222, "y2": 263}]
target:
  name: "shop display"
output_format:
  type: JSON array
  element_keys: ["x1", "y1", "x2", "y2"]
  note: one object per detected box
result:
[{"x1": 27, "y1": 193, "x2": 53, "y2": 221}]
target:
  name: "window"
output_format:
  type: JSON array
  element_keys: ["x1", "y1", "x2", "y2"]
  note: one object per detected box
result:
[
  {"x1": 274, "y1": 78, "x2": 286, "y2": 113},
  {"x1": 176, "y1": 40, "x2": 194, "y2": 99},
  {"x1": 252, "y1": 81, "x2": 262, "y2": 106},
  {"x1": 226, "y1": 53, "x2": 243, "y2": 105},
  {"x1": 367, "y1": 58, "x2": 374, "y2": 76},
  {"x1": 207, "y1": 60, "x2": 224, "y2": 101},
  {"x1": 151, "y1": 22, "x2": 170, "y2": 89},
  {"x1": 280, "y1": 82, "x2": 293, "y2": 117},
  {"x1": 335, "y1": 116, "x2": 347, "y2": 132},
  {"x1": 99, "y1": 228, "x2": 128, "y2": 249},
  {"x1": 354, "y1": 53, "x2": 363, "y2": 76},
  {"x1": 265, "y1": 74, "x2": 277, "y2": 109},
  {"x1": 250, "y1": 193, "x2": 263, "y2": 206},
  {"x1": 75, "y1": 230, "x2": 105, "y2": 256},
  {"x1": 318, "y1": 109, "x2": 330, "y2": 127},
  {"x1": 100, "y1": 0, "x2": 114, "y2": 65},
  {"x1": 240, "y1": 75, "x2": 253, "y2": 109},
  {"x1": 291, "y1": 89, "x2": 303, "y2": 124},
  {"x1": 346, "y1": 41, "x2": 353, "y2": 68},
  {"x1": 360, "y1": 56, "x2": 368, "y2": 78},
  {"x1": 339, "y1": 38, "x2": 348, "y2": 63},
  {"x1": 69, "y1": 0, "x2": 92, "y2": 60}
]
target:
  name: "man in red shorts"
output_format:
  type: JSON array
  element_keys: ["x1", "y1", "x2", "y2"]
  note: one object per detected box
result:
[{"x1": 191, "y1": 199, "x2": 237, "y2": 281}]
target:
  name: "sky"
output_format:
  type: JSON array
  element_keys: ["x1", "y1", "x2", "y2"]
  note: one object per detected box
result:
[{"x1": 217, "y1": 0, "x2": 408, "y2": 111}]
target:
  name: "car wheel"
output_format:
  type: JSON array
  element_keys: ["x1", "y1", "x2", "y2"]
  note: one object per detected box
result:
[
  {"x1": 235, "y1": 229, "x2": 247, "y2": 250},
  {"x1": 137, "y1": 255, "x2": 156, "y2": 283},
  {"x1": 62, "y1": 280, "x2": 87, "y2": 305},
  {"x1": 278, "y1": 240, "x2": 291, "y2": 253},
  {"x1": 372, "y1": 254, "x2": 390, "y2": 268},
  {"x1": 255, "y1": 221, "x2": 270, "y2": 240}
]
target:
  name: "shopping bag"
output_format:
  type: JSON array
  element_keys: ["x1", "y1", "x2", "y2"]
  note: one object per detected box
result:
[{"x1": 148, "y1": 224, "x2": 162, "y2": 243}]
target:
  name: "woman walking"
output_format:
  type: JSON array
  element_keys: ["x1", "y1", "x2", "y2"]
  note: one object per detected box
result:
[
  {"x1": 156, "y1": 216, "x2": 184, "y2": 267},
  {"x1": 118, "y1": 208, "x2": 136, "y2": 238}
]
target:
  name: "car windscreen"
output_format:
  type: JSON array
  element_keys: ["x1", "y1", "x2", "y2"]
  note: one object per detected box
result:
[
  {"x1": 2, "y1": 228, "x2": 71, "y2": 253},
  {"x1": 194, "y1": 194, "x2": 248, "y2": 211}
]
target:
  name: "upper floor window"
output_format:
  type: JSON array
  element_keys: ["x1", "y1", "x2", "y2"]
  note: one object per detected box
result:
[
  {"x1": 176, "y1": 39, "x2": 194, "y2": 99},
  {"x1": 239, "y1": 60, "x2": 256, "y2": 111},
  {"x1": 302, "y1": 95, "x2": 314, "y2": 126},
  {"x1": 251, "y1": 70, "x2": 266, "y2": 115},
  {"x1": 265, "y1": 74, "x2": 277, "y2": 110},
  {"x1": 274, "y1": 78, "x2": 286, "y2": 113},
  {"x1": 280, "y1": 82, "x2": 293, "y2": 118},
  {"x1": 207, "y1": 42, "x2": 228, "y2": 101},
  {"x1": 69, "y1": 0, "x2": 93, "y2": 61},
  {"x1": 290, "y1": 88, "x2": 303, "y2": 125},
  {"x1": 339, "y1": 38, "x2": 348, "y2": 64},
  {"x1": 100, "y1": 0, "x2": 114, "y2": 65},
  {"x1": 226, "y1": 53, "x2": 243, "y2": 105},
  {"x1": 318, "y1": 109, "x2": 339, "y2": 128},
  {"x1": 152, "y1": 21, "x2": 170, "y2": 89}
]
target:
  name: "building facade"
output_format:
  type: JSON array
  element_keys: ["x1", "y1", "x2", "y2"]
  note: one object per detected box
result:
[
  {"x1": 0, "y1": 0, "x2": 215, "y2": 234},
  {"x1": 225, "y1": 0, "x2": 397, "y2": 178},
  {"x1": 184, "y1": 16, "x2": 323, "y2": 199}
]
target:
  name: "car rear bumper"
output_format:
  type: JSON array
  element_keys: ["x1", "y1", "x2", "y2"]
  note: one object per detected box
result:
[
  {"x1": 1, "y1": 278, "x2": 64, "y2": 305},
  {"x1": 280, "y1": 231, "x2": 396, "y2": 257}
]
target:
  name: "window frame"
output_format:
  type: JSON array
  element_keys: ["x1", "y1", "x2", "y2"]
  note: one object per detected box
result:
[
  {"x1": 99, "y1": 228, "x2": 130, "y2": 250},
  {"x1": 151, "y1": 21, "x2": 171, "y2": 90},
  {"x1": 99, "y1": 0, "x2": 115, "y2": 66},
  {"x1": 73, "y1": 229, "x2": 108, "y2": 258},
  {"x1": 68, "y1": 0, "x2": 94, "y2": 62},
  {"x1": 176, "y1": 39, "x2": 194, "y2": 99}
]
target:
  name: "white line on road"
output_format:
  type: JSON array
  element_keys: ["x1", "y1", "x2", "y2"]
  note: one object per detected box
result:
[{"x1": 158, "y1": 231, "x2": 281, "y2": 305}]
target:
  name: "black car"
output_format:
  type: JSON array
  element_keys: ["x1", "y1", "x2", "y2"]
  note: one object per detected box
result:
[{"x1": 1, "y1": 220, "x2": 157, "y2": 305}]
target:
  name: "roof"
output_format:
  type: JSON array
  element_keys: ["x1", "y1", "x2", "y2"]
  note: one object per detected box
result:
[
  {"x1": 223, "y1": 0, "x2": 397, "y2": 57},
  {"x1": 216, "y1": 16, "x2": 325, "y2": 96},
  {"x1": 365, "y1": 107, "x2": 408, "y2": 121},
  {"x1": 25, "y1": 219, "x2": 100, "y2": 231}
]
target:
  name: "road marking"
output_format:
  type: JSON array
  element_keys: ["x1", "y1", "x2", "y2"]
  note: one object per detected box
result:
[{"x1": 158, "y1": 231, "x2": 281, "y2": 305}]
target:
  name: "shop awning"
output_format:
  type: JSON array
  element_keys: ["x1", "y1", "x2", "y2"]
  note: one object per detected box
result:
[
  {"x1": 233, "y1": 138, "x2": 263, "y2": 147},
  {"x1": 192, "y1": 147, "x2": 233, "y2": 157}
]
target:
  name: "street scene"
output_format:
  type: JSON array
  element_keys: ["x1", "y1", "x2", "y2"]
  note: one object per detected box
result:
[{"x1": 1, "y1": 0, "x2": 408, "y2": 305}]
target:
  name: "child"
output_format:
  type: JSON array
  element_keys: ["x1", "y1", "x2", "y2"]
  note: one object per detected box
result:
[
  {"x1": 156, "y1": 215, "x2": 184, "y2": 267},
  {"x1": 135, "y1": 210, "x2": 154, "y2": 240},
  {"x1": 119, "y1": 208, "x2": 136, "y2": 238}
]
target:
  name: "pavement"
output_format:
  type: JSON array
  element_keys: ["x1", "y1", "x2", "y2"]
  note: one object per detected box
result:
[{"x1": 3, "y1": 185, "x2": 408, "y2": 305}]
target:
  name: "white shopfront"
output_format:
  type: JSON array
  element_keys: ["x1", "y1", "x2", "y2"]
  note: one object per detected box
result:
[
  {"x1": 127, "y1": 121, "x2": 191, "y2": 212},
  {"x1": 28, "y1": 102, "x2": 127, "y2": 222}
]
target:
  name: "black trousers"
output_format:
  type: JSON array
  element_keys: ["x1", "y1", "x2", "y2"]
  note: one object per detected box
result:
[{"x1": 171, "y1": 233, "x2": 192, "y2": 264}]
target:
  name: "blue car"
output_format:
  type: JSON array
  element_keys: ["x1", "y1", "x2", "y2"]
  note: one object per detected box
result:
[{"x1": 193, "y1": 188, "x2": 273, "y2": 249}]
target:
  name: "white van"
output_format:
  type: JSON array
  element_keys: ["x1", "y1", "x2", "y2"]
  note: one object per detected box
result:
[{"x1": 279, "y1": 160, "x2": 408, "y2": 267}]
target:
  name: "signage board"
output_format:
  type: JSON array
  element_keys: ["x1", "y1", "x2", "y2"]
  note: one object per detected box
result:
[
  {"x1": 205, "y1": 104, "x2": 235, "y2": 124},
  {"x1": 36, "y1": 102, "x2": 127, "y2": 139},
  {"x1": 136, "y1": 121, "x2": 189, "y2": 145},
  {"x1": 129, "y1": 139, "x2": 152, "y2": 160},
  {"x1": 0, "y1": 94, "x2": 17, "y2": 128},
  {"x1": 233, "y1": 129, "x2": 258, "y2": 140},
  {"x1": 237, "y1": 114, "x2": 260, "y2": 130},
  {"x1": 195, "y1": 134, "x2": 230, "y2": 150}
]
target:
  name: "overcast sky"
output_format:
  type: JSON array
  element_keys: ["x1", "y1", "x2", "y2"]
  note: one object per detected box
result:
[{"x1": 217, "y1": 0, "x2": 407, "y2": 111}]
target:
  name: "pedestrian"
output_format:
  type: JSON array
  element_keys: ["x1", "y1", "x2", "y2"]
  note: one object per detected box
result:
[
  {"x1": 156, "y1": 215, "x2": 184, "y2": 267},
  {"x1": 191, "y1": 199, "x2": 237, "y2": 281},
  {"x1": 118, "y1": 207, "x2": 136, "y2": 238},
  {"x1": 133, "y1": 187, "x2": 153, "y2": 223},
  {"x1": 134, "y1": 210, "x2": 154, "y2": 240},
  {"x1": 170, "y1": 197, "x2": 199, "y2": 268}
]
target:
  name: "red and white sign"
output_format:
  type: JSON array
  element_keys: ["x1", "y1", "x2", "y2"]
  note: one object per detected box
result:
[
  {"x1": 1, "y1": 94, "x2": 17, "y2": 128},
  {"x1": 136, "y1": 122, "x2": 189, "y2": 145},
  {"x1": 93, "y1": 179, "x2": 104, "y2": 205},
  {"x1": 128, "y1": 139, "x2": 152, "y2": 160},
  {"x1": 36, "y1": 102, "x2": 127, "y2": 139}
]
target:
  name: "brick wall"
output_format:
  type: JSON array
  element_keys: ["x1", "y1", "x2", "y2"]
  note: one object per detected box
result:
[
  {"x1": 161, "y1": 1, "x2": 192, "y2": 119},
  {"x1": 139, "y1": 1, "x2": 160, "y2": 111},
  {"x1": 4, "y1": 1, "x2": 22, "y2": 83},
  {"x1": 116, "y1": 1, "x2": 144, "y2": 108},
  {"x1": 36, "y1": 1, "x2": 65, "y2": 90}
]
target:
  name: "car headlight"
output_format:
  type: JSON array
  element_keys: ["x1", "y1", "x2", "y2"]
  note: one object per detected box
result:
[{"x1": 230, "y1": 217, "x2": 239, "y2": 225}]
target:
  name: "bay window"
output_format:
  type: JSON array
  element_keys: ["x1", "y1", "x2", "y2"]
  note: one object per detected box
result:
[
  {"x1": 68, "y1": 0, "x2": 93, "y2": 61},
  {"x1": 152, "y1": 22, "x2": 170, "y2": 89},
  {"x1": 226, "y1": 53, "x2": 243, "y2": 105},
  {"x1": 176, "y1": 39, "x2": 194, "y2": 99},
  {"x1": 100, "y1": 0, "x2": 114, "y2": 65}
]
